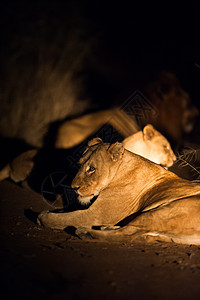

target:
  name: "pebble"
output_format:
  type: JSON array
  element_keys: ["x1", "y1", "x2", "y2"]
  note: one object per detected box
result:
[{"x1": 108, "y1": 281, "x2": 117, "y2": 287}]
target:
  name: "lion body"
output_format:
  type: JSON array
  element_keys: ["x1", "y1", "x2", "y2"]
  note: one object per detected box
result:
[
  {"x1": 38, "y1": 139, "x2": 200, "y2": 245},
  {"x1": 55, "y1": 72, "x2": 198, "y2": 149},
  {"x1": 55, "y1": 108, "x2": 139, "y2": 148}
]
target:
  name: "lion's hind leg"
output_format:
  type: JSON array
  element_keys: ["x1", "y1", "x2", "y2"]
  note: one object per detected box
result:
[
  {"x1": 75, "y1": 225, "x2": 148, "y2": 242},
  {"x1": 75, "y1": 226, "x2": 200, "y2": 245},
  {"x1": 142, "y1": 232, "x2": 200, "y2": 245}
]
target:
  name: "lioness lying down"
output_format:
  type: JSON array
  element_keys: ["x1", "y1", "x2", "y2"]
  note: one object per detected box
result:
[
  {"x1": 38, "y1": 138, "x2": 200, "y2": 245},
  {"x1": 0, "y1": 125, "x2": 175, "y2": 183}
]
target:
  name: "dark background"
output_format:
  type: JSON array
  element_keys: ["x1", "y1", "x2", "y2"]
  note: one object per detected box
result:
[{"x1": 0, "y1": 0, "x2": 199, "y2": 108}]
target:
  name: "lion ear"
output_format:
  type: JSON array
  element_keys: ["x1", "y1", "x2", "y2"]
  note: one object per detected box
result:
[
  {"x1": 108, "y1": 142, "x2": 124, "y2": 161},
  {"x1": 87, "y1": 137, "x2": 103, "y2": 147},
  {"x1": 143, "y1": 124, "x2": 156, "y2": 141}
]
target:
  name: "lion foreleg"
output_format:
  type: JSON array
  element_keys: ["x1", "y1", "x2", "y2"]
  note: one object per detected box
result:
[
  {"x1": 37, "y1": 205, "x2": 104, "y2": 230},
  {"x1": 37, "y1": 190, "x2": 133, "y2": 230}
]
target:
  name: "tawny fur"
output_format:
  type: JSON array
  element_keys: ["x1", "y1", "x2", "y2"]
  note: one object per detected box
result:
[
  {"x1": 38, "y1": 139, "x2": 200, "y2": 245},
  {"x1": 55, "y1": 108, "x2": 139, "y2": 148},
  {"x1": 0, "y1": 150, "x2": 37, "y2": 182},
  {"x1": 123, "y1": 124, "x2": 176, "y2": 167},
  {"x1": 144, "y1": 71, "x2": 198, "y2": 143}
]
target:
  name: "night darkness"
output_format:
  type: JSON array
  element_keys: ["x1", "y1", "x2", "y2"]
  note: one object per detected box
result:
[
  {"x1": 1, "y1": 1, "x2": 200, "y2": 105},
  {"x1": 1, "y1": 1, "x2": 200, "y2": 300}
]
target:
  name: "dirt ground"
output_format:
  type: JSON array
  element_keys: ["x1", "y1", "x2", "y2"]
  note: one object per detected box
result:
[{"x1": 1, "y1": 179, "x2": 200, "y2": 300}]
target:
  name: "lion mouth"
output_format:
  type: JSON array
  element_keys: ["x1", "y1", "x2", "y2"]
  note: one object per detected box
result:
[{"x1": 160, "y1": 160, "x2": 174, "y2": 168}]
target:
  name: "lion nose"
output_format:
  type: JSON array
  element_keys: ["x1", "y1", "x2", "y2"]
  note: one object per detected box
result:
[{"x1": 71, "y1": 185, "x2": 80, "y2": 191}]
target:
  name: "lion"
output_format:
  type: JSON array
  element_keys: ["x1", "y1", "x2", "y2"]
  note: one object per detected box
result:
[
  {"x1": 55, "y1": 72, "x2": 198, "y2": 149},
  {"x1": 143, "y1": 71, "x2": 199, "y2": 144},
  {"x1": 55, "y1": 108, "x2": 139, "y2": 148},
  {"x1": 0, "y1": 150, "x2": 37, "y2": 182},
  {"x1": 0, "y1": 125, "x2": 175, "y2": 182},
  {"x1": 37, "y1": 138, "x2": 200, "y2": 245},
  {"x1": 122, "y1": 124, "x2": 176, "y2": 167}
]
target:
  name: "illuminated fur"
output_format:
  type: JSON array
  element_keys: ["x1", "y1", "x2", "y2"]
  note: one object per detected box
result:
[
  {"x1": 38, "y1": 139, "x2": 200, "y2": 245},
  {"x1": 123, "y1": 124, "x2": 176, "y2": 167},
  {"x1": 55, "y1": 108, "x2": 139, "y2": 148}
]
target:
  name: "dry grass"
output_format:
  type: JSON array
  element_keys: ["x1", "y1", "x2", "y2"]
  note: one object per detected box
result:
[{"x1": 176, "y1": 146, "x2": 200, "y2": 182}]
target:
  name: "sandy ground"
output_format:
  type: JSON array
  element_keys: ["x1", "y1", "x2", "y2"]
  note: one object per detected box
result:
[{"x1": 1, "y1": 179, "x2": 200, "y2": 300}]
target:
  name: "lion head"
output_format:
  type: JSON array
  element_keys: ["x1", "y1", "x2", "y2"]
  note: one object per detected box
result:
[
  {"x1": 144, "y1": 71, "x2": 199, "y2": 144},
  {"x1": 71, "y1": 138, "x2": 124, "y2": 205},
  {"x1": 123, "y1": 124, "x2": 176, "y2": 168}
]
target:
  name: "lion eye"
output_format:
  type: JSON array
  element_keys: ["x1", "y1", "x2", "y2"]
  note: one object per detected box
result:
[
  {"x1": 87, "y1": 166, "x2": 96, "y2": 174},
  {"x1": 163, "y1": 145, "x2": 169, "y2": 150}
]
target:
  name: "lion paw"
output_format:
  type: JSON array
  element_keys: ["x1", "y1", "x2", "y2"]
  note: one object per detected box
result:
[{"x1": 37, "y1": 210, "x2": 50, "y2": 226}]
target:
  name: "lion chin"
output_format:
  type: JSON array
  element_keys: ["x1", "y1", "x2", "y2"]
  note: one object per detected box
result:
[{"x1": 77, "y1": 194, "x2": 96, "y2": 205}]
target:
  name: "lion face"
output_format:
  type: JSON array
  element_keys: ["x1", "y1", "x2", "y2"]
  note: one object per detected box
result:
[
  {"x1": 123, "y1": 124, "x2": 176, "y2": 168},
  {"x1": 142, "y1": 125, "x2": 176, "y2": 167},
  {"x1": 71, "y1": 138, "x2": 124, "y2": 205},
  {"x1": 146, "y1": 135, "x2": 176, "y2": 167}
]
